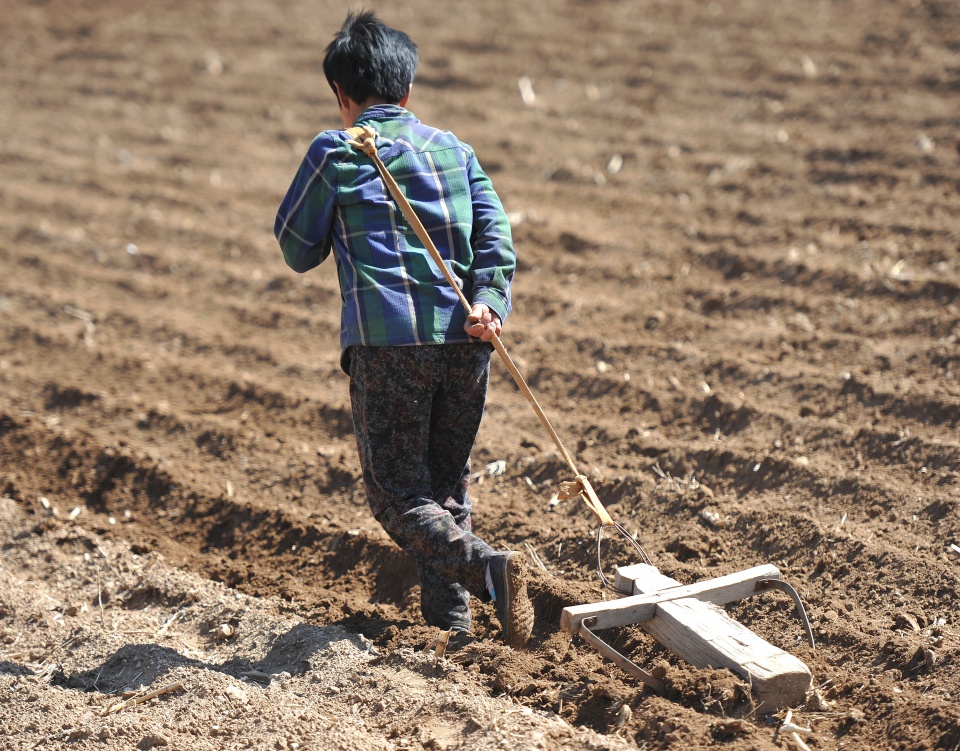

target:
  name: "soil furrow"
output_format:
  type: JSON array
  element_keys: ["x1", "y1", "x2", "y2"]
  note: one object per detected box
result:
[{"x1": 4, "y1": 0, "x2": 960, "y2": 747}]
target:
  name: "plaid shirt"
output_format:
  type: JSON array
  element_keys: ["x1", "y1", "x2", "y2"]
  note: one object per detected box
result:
[{"x1": 275, "y1": 105, "x2": 515, "y2": 359}]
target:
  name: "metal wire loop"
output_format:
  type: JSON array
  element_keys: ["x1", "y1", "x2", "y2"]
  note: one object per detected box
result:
[{"x1": 596, "y1": 522, "x2": 653, "y2": 592}]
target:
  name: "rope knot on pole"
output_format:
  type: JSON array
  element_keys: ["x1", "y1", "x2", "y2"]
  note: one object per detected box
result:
[
  {"x1": 557, "y1": 474, "x2": 589, "y2": 501},
  {"x1": 345, "y1": 125, "x2": 379, "y2": 158}
]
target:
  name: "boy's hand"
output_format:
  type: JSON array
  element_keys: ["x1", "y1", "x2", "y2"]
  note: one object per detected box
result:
[{"x1": 465, "y1": 303, "x2": 502, "y2": 342}]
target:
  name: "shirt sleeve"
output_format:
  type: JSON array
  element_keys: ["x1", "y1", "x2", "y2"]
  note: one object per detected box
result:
[
  {"x1": 274, "y1": 134, "x2": 339, "y2": 273},
  {"x1": 466, "y1": 147, "x2": 516, "y2": 323}
]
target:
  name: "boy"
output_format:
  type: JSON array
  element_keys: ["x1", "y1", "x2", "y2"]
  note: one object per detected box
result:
[{"x1": 274, "y1": 11, "x2": 533, "y2": 648}]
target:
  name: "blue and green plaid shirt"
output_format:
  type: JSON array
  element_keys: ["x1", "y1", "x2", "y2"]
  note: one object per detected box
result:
[{"x1": 275, "y1": 105, "x2": 515, "y2": 362}]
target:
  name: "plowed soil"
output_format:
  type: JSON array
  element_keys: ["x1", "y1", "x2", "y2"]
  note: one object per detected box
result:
[{"x1": 2, "y1": 0, "x2": 959, "y2": 749}]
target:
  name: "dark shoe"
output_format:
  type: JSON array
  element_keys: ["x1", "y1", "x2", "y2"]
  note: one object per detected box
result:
[{"x1": 488, "y1": 552, "x2": 534, "y2": 648}]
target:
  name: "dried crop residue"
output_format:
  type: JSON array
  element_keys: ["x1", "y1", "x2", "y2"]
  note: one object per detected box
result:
[{"x1": 1, "y1": 0, "x2": 959, "y2": 749}]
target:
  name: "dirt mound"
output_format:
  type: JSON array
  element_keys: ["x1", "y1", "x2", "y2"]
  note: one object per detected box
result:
[
  {"x1": 0, "y1": 498, "x2": 630, "y2": 750},
  {"x1": 1, "y1": 0, "x2": 959, "y2": 749}
]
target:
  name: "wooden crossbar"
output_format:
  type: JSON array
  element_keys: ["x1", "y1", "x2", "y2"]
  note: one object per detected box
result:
[{"x1": 560, "y1": 564, "x2": 780, "y2": 632}]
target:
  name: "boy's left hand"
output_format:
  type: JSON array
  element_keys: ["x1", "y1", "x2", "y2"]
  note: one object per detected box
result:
[{"x1": 465, "y1": 303, "x2": 502, "y2": 342}]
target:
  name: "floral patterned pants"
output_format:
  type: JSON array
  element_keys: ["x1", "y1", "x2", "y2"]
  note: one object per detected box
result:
[{"x1": 348, "y1": 343, "x2": 496, "y2": 631}]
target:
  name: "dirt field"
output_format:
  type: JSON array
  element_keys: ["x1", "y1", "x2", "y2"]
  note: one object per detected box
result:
[{"x1": 2, "y1": 0, "x2": 959, "y2": 748}]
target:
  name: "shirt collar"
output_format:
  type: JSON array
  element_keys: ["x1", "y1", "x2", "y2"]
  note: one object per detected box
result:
[{"x1": 354, "y1": 104, "x2": 417, "y2": 126}]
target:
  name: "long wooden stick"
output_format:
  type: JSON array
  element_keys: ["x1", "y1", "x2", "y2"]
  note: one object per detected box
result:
[{"x1": 346, "y1": 126, "x2": 613, "y2": 525}]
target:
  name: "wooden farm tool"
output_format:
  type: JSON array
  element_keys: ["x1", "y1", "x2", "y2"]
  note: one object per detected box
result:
[
  {"x1": 561, "y1": 563, "x2": 815, "y2": 708},
  {"x1": 345, "y1": 125, "x2": 651, "y2": 580},
  {"x1": 347, "y1": 128, "x2": 814, "y2": 707}
]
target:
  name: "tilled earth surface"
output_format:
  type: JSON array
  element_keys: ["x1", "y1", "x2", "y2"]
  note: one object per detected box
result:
[{"x1": 1, "y1": 0, "x2": 959, "y2": 749}]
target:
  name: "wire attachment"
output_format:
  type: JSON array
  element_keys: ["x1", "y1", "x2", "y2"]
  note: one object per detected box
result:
[{"x1": 596, "y1": 522, "x2": 653, "y2": 592}]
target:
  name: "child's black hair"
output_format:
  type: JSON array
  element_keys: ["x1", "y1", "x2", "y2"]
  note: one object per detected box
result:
[{"x1": 323, "y1": 11, "x2": 419, "y2": 106}]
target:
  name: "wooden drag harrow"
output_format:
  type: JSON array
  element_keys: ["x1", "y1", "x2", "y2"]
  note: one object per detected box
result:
[
  {"x1": 347, "y1": 126, "x2": 815, "y2": 710},
  {"x1": 562, "y1": 562, "x2": 815, "y2": 709}
]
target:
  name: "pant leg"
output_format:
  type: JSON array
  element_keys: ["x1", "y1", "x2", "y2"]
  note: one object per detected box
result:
[
  {"x1": 349, "y1": 345, "x2": 494, "y2": 630},
  {"x1": 417, "y1": 343, "x2": 492, "y2": 629},
  {"x1": 427, "y1": 343, "x2": 491, "y2": 524}
]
